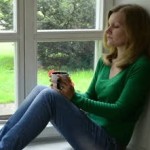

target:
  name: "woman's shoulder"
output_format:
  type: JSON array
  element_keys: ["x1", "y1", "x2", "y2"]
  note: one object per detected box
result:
[
  {"x1": 130, "y1": 55, "x2": 150, "y2": 72},
  {"x1": 125, "y1": 55, "x2": 150, "y2": 81},
  {"x1": 96, "y1": 57, "x2": 104, "y2": 67},
  {"x1": 134, "y1": 55, "x2": 150, "y2": 66},
  {"x1": 97, "y1": 57, "x2": 108, "y2": 66},
  {"x1": 94, "y1": 57, "x2": 108, "y2": 75}
]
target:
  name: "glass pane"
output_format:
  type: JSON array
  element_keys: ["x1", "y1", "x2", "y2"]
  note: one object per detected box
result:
[
  {"x1": 0, "y1": 0, "x2": 14, "y2": 31},
  {"x1": 37, "y1": 0, "x2": 96, "y2": 30},
  {"x1": 0, "y1": 42, "x2": 16, "y2": 115},
  {"x1": 37, "y1": 41, "x2": 94, "y2": 92}
]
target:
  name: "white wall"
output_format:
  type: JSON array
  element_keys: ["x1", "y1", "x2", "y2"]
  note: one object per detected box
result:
[{"x1": 114, "y1": 0, "x2": 150, "y2": 13}]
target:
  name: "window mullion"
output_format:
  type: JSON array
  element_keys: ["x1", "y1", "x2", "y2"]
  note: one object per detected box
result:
[
  {"x1": 36, "y1": 30, "x2": 103, "y2": 42},
  {"x1": 24, "y1": 0, "x2": 37, "y2": 96},
  {"x1": 14, "y1": 0, "x2": 26, "y2": 106}
]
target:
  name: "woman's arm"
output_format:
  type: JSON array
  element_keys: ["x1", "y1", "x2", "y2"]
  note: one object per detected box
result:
[{"x1": 72, "y1": 58, "x2": 150, "y2": 120}]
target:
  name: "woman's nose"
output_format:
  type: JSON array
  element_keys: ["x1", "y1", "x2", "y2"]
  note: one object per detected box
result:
[{"x1": 105, "y1": 26, "x2": 112, "y2": 34}]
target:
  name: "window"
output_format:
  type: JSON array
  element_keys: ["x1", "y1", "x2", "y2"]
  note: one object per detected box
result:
[
  {"x1": 0, "y1": 1, "x2": 15, "y2": 116},
  {"x1": 0, "y1": 0, "x2": 24, "y2": 118},
  {"x1": 0, "y1": 0, "x2": 112, "y2": 138},
  {"x1": 1, "y1": 1, "x2": 16, "y2": 117},
  {"x1": 25, "y1": 0, "x2": 106, "y2": 95},
  {"x1": 0, "y1": 0, "x2": 14, "y2": 31},
  {"x1": 37, "y1": 41, "x2": 95, "y2": 92},
  {"x1": 37, "y1": 0, "x2": 96, "y2": 30},
  {"x1": 0, "y1": 42, "x2": 15, "y2": 116}
]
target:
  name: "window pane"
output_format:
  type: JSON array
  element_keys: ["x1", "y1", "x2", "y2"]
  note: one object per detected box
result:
[
  {"x1": 37, "y1": 41, "x2": 94, "y2": 92},
  {"x1": 0, "y1": 0, "x2": 14, "y2": 31},
  {"x1": 37, "y1": 0, "x2": 96, "y2": 30},
  {"x1": 0, "y1": 43, "x2": 15, "y2": 115}
]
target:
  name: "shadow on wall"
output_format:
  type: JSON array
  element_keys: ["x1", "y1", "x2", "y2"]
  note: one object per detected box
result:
[{"x1": 127, "y1": 92, "x2": 150, "y2": 150}]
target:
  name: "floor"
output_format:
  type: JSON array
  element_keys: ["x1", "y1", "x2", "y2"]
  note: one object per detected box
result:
[{"x1": 24, "y1": 138, "x2": 72, "y2": 150}]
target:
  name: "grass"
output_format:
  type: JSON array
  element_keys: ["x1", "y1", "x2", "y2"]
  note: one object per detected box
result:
[
  {"x1": 0, "y1": 43, "x2": 94, "y2": 104},
  {"x1": 0, "y1": 43, "x2": 15, "y2": 103},
  {"x1": 69, "y1": 70, "x2": 93, "y2": 92}
]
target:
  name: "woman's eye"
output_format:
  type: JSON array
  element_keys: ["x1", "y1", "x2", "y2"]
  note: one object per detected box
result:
[
  {"x1": 108, "y1": 24, "x2": 119, "y2": 28},
  {"x1": 113, "y1": 25, "x2": 119, "y2": 28}
]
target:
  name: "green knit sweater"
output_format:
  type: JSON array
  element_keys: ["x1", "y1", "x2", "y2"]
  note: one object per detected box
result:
[{"x1": 72, "y1": 55, "x2": 150, "y2": 145}]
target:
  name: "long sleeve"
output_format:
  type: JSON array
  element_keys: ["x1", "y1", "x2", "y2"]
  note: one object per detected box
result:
[
  {"x1": 72, "y1": 58, "x2": 150, "y2": 120},
  {"x1": 71, "y1": 55, "x2": 150, "y2": 145}
]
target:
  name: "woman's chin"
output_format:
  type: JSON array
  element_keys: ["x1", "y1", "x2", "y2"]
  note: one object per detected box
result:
[{"x1": 107, "y1": 42, "x2": 114, "y2": 47}]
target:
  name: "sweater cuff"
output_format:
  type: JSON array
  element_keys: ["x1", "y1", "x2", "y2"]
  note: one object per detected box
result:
[{"x1": 71, "y1": 92, "x2": 79, "y2": 103}]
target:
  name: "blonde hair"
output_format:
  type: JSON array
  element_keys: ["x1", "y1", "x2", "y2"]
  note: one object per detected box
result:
[{"x1": 103, "y1": 4, "x2": 150, "y2": 68}]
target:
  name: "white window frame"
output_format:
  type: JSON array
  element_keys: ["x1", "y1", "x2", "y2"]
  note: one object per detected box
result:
[{"x1": 0, "y1": 0, "x2": 25, "y2": 110}]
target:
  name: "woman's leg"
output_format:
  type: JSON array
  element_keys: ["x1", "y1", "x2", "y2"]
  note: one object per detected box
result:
[
  {"x1": 0, "y1": 85, "x2": 47, "y2": 140},
  {"x1": 0, "y1": 87, "x2": 118, "y2": 150},
  {"x1": 0, "y1": 87, "x2": 65, "y2": 150},
  {"x1": 49, "y1": 94, "x2": 118, "y2": 150}
]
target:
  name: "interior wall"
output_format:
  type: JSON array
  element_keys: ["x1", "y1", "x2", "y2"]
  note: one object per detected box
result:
[{"x1": 114, "y1": 0, "x2": 150, "y2": 13}]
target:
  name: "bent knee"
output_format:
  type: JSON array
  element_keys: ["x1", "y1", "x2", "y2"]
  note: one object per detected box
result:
[
  {"x1": 33, "y1": 85, "x2": 48, "y2": 92},
  {"x1": 41, "y1": 88, "x2": 58, "y2": 97}
]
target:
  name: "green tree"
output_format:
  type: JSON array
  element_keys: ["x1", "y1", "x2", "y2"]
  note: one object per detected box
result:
[
  {"x1": 37, "y1": 0, "x2": 95, "y2": 29},
  {"x1": 0, "y1": 0, "x2": 13, "y2": 30},
  {"x1": 38, "y1": 41, "x2": 94, "y2": 70},
  {"x1": 37, "y1": 0, "x2": 95, "y2": 70},
  {"x1": 0, "y1": 0, "x2": 95, "y2": 70}
]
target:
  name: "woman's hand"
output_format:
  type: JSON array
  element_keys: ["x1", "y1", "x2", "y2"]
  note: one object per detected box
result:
[{"x1": 51, "y1": 75, "x2": 75, "y2": 100}]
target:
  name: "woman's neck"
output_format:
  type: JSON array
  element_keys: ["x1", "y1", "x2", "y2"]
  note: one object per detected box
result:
[{"x1": 115, "y1": 46, "x2": 126, "y2": 60}]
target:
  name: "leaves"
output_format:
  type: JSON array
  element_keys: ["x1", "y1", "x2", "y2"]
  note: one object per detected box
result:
[
  {"x1": 37, "y1": 0, "x2": 95, "y2": 29},
  {"x1": 0, "y1": 0, "x2": 13, "y2": 30},
  {"x1": 37, "y1": 0, "x2": 95, "y2": 70}
]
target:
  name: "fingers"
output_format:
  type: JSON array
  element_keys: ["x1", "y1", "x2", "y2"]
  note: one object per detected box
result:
[
  {"x1": 58, "y1": 81, "x2": 74, "y2": 100},
  {"x1": 50, "y1": 74, "x2": 74, "y2": 100}
]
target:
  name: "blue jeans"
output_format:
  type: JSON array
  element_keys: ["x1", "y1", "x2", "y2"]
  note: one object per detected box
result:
[{"x1": 0, "y1": 85, "x2": 120, "y2": 150}]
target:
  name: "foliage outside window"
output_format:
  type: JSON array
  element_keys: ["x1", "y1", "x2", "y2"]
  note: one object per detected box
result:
[
  {"x1": 37, "y1": 41, "x2": 95, "y2": 92},
  {"x1": 0, "y1": 0, "x2": 102, "y2": 113},
  {"x1": 0, "y1": 0, "x2": 16, "y2": 117},
  {"x1": 36, "y1": 0, "x2": 97, "y2": 92},
  {"x1": 0, "y1": 0, "x2": 13, "y2": 31},
  {"x1": 37, "y1": 0, "x2": 96, "y2": 30},
  {"x1": 37, "y1": 41, "x2": 94, "y2": 71},
  {"x1": 36, "y1": 0, "x2": 96, "y2": 72}
]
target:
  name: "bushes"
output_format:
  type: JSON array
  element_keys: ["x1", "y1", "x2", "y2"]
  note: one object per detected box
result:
[{"x1": 37, "y1": 41, "x2": 94, "y2": 70}]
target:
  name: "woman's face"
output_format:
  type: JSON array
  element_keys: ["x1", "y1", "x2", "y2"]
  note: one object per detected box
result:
[{"x1": 105, "y1": 11, "x2": 128, "y2": 49}]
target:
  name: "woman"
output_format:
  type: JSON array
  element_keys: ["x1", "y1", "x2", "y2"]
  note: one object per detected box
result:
[{"x1": 0, "y1": 4, "x2": 150, "y2": 150}]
